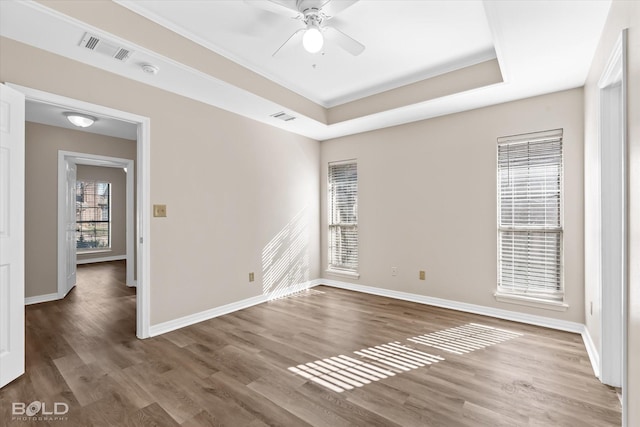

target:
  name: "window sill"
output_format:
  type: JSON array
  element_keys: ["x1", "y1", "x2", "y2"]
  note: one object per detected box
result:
[
  {"x1": 77, "y1": 249, "x2": 112, "y2": 255},
  {"x1": 494, "y1": 292, "x2": 569, "y2": 311},
  {"x1": 326, "y1": 269, "x2": 360, "y2": 279}
]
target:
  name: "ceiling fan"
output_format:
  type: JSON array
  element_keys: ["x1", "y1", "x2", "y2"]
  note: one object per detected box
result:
[{"x1": 244, "y1": 0, "x2": 365, "y2": 57}]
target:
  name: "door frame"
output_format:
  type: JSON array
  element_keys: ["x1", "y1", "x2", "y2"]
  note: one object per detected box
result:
[
  {"x1": 58, "y1": 151, "x2": 135, "y2": 296},
  {"x1": 9, "y1": 83, "x2": 151, "y2": 339},
  {"x1": 597, "y1": 29, "x2": 628, "y2": 421}
]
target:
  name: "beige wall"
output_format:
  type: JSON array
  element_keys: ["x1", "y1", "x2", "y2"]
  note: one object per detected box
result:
[
  {"x1": 24, "y1": 122, "x2": 136, "y2": 297},
  {"x1": 3, "y1": 37, "x2": 321, "y2": 323},
  {"x1": 321, "y1": 88, "x2": 585, "y2": 323},
  {"x1": 76, "y1": 165, "x2": 128, "y2": 261},
  {"x1": 583, "y1": 0, "x2": 640, "y2": 423}
]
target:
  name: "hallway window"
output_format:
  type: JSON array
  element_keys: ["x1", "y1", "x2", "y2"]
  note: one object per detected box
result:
[
  {"x1": 76, "y1": 181, "x2": 111, "y2": 250},
  {"x1": 328, "y1": 160, "x2": 358, "y2": 274},
  {"x1": 497, "y1": 129, "x2": 563, "y2": 302}
]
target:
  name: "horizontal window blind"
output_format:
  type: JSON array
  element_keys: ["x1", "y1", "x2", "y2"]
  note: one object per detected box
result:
[
  {"x1": 497, "y1": 129, "x2": 563, "y2": 299},
  {"x1": 328, "y1": 161, "x2": 358, "y2": 272}
]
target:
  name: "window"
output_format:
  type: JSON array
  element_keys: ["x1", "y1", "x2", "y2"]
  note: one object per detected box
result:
[
  {"x1": 76, "y1": 181, "x2": 111, "y2": 250},
  {"x1": 328, "y1": 160, "x2": 358, "y2": 274},
  {"x1": 497, "y1": 129, "x2": 563, "y2": 302}
]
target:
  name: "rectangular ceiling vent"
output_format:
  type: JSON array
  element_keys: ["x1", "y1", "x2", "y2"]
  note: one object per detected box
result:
[
  {"x1": 270, "y1": 111, "x2": 296, "y2": 122},
  {"x1": 79, "y1": 32, "x2": 134, "y2": 62}
]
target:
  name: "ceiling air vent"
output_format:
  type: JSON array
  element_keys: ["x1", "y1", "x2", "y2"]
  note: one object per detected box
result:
[
  {"x1": 270, "y1": 111, "x2": 296, "y2": 122},
  {"x1": 79, "y1": 32, "x2": 134, "y2": 62}
]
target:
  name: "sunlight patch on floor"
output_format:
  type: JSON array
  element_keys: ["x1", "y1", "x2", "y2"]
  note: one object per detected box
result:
[
  {"x1": 354, "y1": 341, "x2": 444, "y2": 371},
  {"x1": 288, "y1": 342, "x2": 443, "y2": 393},
  {"x1": 408, "y1": 323, "x2": 523, "y2": 355},
  {"x1": 288, "y1": 323, "x2": 523, "y2": 393}
]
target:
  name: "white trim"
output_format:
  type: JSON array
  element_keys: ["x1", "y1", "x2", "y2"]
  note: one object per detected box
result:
[
  {"x1": 325, "y1": 269, "x2": 360, "y2": 279},
  {"x1": 24, "y1": 293, "x2": 60, "y2": 306},
  {"x1": 149, "y1": 294, "x2": 269, "y2": 337},
  {"x1": 581, "y1": 325, "x2": 600, "y2": 377},
  {"x1": 76, "y1": 255, "x2": 126, "y2": 265},
  {"x1": 319, "y1": 279, "x2": 584, "y2": 333},
  {"x1": 149, "y1": 279, "x2": 321, "y2": 337},
  {"x1": 494, "y1": 292, "x2": 569, "y2": 311},
  {"x1": 136, "y1": 116, "x2": 151, "y2": 338},
  {"x1": 77, "y1": 249, "x2": 112, "y2": 255},
  {"x1": 597, "y1": 29, "x2": 627, "y2": 392},
  {"x1": 621, "y1": 29, "x2": 629, "y2": 427},
  {"x1": 598, "y1": 37, "x2": 624, "y2": 88},
  {"x1": 8, "y1": 83, "x2": 151, "y2": 339}
]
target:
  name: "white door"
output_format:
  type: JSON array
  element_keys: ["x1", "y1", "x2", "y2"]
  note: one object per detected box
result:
[
  {"x1": 0, "y1": 84, "x2": 25, "y2": 388},
  {"x1": 65, "y1": 160, "x2": 76, "y2": 294}
]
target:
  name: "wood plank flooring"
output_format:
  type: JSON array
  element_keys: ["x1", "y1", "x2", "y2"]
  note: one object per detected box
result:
[{"x1": 1, "y1": 261, "x2": 621, "y2": 426}]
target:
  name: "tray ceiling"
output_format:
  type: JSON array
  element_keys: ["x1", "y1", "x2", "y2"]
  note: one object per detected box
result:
[
  {"x1": 117, "y1": 0, "x2": 497, "y2": 107},
  {"x1": 0, "y1": 0, "x2": 612, "y2": 140}
]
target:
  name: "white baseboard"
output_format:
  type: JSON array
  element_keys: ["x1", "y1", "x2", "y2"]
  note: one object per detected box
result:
[
  {"x1": 25, "y1": 292, "x2": 60, "y2": 305},
  {"x1": 149, "y1": 279, "x2": 319, "y2": 337},
  {"x1": 581, "y1": 325, "x2": 600, "y2": 377},
  {"x1": 76, "y1": 255, "x2": 126, "y2": 265},
  {"x1": 318, "y1": 279, "x2": 585, "y2": 334},
  {"x1": 149, "y1": 276, "x2": 599, "y2": 379},
  {"x1": 76, "y1": 254, "x2": 127, "y2": 264}
]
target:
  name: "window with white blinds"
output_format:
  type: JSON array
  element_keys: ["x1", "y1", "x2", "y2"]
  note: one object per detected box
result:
[
  {"x1": 328, "y1": 161, "x2": 358, "y2": 273},
  {"x1": 497, "y1": 129, "x2": 563, "y2": 301}
]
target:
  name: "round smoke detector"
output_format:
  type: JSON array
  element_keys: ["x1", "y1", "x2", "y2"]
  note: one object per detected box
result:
[{"x1": 141, "y1": 63, "x2": 159, "y2": 75}]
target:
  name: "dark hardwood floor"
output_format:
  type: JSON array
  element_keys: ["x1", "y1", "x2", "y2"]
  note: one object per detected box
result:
[{"x1": 1, "y1": 261, "x2": 621, "y2": 426}]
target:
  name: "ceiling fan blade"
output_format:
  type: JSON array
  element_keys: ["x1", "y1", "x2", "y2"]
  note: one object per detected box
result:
[
  {"x1": 321, "y1": 0, "x2": 360, "y2": 19},
  {"x1": 272, "y1": 28, "x2": 305, "y2": 57},
  {"x1": 244, "y1": 0, "x2": 301, "y2": 19},
  {"x1": 324, "y1": 26, "x2": 365, "y2": 56}
]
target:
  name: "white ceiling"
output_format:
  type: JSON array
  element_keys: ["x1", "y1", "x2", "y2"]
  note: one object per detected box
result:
[
  {"x1": 0, "y1": 0, "x2": 612, "y2": 141},
  {"x1": 26, "y1": 100, "x2": 138, "y2": 140},
  {"x1": 117, "y1": 0, "x2": 497, "y2": 107}
]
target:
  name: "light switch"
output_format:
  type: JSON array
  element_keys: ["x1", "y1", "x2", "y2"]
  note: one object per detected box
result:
[
  {"x1": 153, "y1": 204, "x2": 167, "y2": 217},
  {"x1": 419, "y1": 270, "x2": 426, "y2": 280}
]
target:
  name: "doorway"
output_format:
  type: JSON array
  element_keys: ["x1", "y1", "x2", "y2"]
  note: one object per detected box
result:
[
  {"x1": 9, "y1": 82, "x2": 151, "y2": 340},
  {"x1": 57, "y1": 151, "x2": 135, "y2": 298}
]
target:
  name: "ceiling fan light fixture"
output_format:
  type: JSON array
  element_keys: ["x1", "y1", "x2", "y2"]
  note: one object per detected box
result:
[
  {"x1": 303, "y1": 26, "x2": 323, "y2": 53},
  {"x1": 64, "y1": 112, "x2": 97, "y2": 128}
]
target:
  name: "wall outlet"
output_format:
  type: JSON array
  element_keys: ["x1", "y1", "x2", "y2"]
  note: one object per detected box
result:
[
  {"x1": 391, "y1": 267, "x2": 398, "y2": 276},
  {"x1": 249, "y1": 272, "x2": 255, "y2": 282},
  {"x1": 419, "y1": 270, "x2": 426, "y2": 280},
  {"x1": 590, "y1": 301, "x2": 593, "y2": 315}
]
